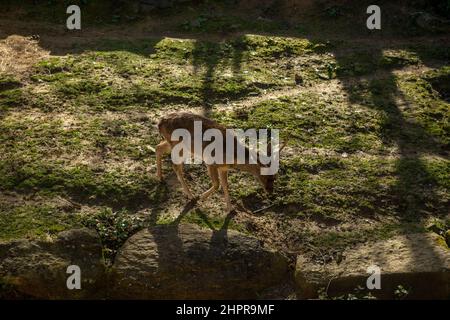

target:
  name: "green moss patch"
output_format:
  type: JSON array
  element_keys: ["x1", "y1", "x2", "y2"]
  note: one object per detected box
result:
[{"x1": 0, "y1": 204, "x2": 79, "y2": 241}]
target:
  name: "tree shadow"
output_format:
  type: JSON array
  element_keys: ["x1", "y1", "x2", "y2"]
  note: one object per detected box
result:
[
  {"x1": 192, "y1": 38, "x2": 245, "y2": 117},
  {"x1": 140, "y1": 197, "x2": 238, "y2": 298},
  {"x1": 192, "y1": 41, "x2": 220, "y2": 116},
  {"x1": 330, "y1": 44, "x2": 449, "y2": 268},
  {"x1": 187, "y1": 208, "x2": 238, "y2": 246}
]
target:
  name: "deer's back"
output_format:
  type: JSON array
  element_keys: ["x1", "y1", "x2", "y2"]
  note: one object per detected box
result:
[
  {"x1": 158, "y1": 112, "x2": 227, "y2": 140},
  {"x1": 158, "y1": 112, "x2": 256, "y2": 165}
]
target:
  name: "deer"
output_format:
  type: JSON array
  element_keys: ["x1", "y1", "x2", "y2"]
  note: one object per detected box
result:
[{"x1": 155, "y1": 112, "x2": 284, "y2": 212}]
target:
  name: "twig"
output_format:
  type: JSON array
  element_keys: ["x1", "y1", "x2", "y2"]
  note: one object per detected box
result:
[
  {"x1": 325, "y1": 277, "x2": 337, "y2": 298},
  {"x1": 252, "y1": 203, "x2": 275, "y2": 214},
  {"x1": 57, "y1": 196, "x2": 82, "y2": 209}
]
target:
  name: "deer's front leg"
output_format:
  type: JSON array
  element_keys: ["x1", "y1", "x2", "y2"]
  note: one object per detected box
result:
[
  {"x1": 218, "y1": 167, "x2": 233, "y2": 212},
  {"x1": 172, "y1": 164, "x2": 195, "y2": 199},
  {"x1": 156, "y1": 140, "x2": 171, "y2": 181}
]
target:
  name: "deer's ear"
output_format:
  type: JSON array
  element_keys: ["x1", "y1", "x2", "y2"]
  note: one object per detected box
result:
[{"x1": 267, "y1": 140, "x2": 272, "y2": 155}]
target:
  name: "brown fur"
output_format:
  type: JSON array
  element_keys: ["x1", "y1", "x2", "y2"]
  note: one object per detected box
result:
[{"x1": 156, "y1": 112, "x2": 280, "y2": 212}]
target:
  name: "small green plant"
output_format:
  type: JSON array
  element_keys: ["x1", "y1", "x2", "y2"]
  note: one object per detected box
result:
[
  {"x1": 326, "y1": 62, "x2": 338, "y2": 79},
  {"x1": 394, "y1": 285, "x2": 410, "y2": 300},
  {"x1": 82, "y1": 208, "x2": 144, "y2": 263},
  {"x1": 426, "y1": 218, "x2": 450, "y2": 237},
  {"x1": 318, "y1": 285, "x2": 377, "y2": 300},
  {"x1": 426, "y1": 218, "x2": 450, "y2": 247}
]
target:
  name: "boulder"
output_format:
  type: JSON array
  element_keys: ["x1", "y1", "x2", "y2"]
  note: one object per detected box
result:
[
  {"x1": 0, "y1": 228, "x2": 106, "y2": 299},
  {"x1": 110, "y1": 223, "x2": 289, "y2": 299},
  {"x1": 295, "y1": 233, "x2": 450, "y2": 299}
]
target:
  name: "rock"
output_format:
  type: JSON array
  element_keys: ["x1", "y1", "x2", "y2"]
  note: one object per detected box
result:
[
  {"x1": 295, "y1": 233, "x2": 450, "y2": 299},
  {"x1": 0, "y1": 228, "x2": 106, "y2": 299},
  {"x1": 412, "y1": 12, "x2": 450, "y2": 33},
  {"x1": 110, "y1": 223, "x2": 289, "y2": 299}
]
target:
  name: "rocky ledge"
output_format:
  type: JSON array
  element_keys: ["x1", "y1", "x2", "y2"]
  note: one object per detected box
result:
[
  {"x1": 1, "y1": 227, "x2": 448, "y2": 299},
  {"x1": 295, "y1": 233, "x2": 450, "y2": 299},
  {"x1": 0, "y1": 224, "x2": 289, "y2": 299}
]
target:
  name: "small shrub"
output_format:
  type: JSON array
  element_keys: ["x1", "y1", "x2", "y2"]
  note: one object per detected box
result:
[
  {"x1": 82, "y1": 208, "x2": 144, "y2": 263},
  {"x1": 394, "y1": 285, "x2": 410, "y2": 300}
]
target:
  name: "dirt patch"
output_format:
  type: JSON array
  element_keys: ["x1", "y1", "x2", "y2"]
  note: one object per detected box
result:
[{"x1": 0, "y1": 35, "x2": 49, "y2": 77}]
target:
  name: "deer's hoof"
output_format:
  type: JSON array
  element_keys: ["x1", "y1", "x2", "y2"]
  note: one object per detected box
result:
[{"x1": 188, "y1": 196, "x2": 199, "y2": 205}]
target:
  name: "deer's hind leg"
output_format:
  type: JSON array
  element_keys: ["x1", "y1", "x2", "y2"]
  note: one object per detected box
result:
[
  {"x1": 199, "y1": 165, "x2": 220, "y2": 202},
  {"x1": 218, "y1": 167, "x2": 232, "y2": 212},
  {"x1": 156, "y1": 140, "x2": 171, "y2": 181}
]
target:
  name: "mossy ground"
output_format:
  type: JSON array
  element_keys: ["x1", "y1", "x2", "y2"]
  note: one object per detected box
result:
[{"x1": 0, "y1": 2, "x2": 448, "y2": 268}]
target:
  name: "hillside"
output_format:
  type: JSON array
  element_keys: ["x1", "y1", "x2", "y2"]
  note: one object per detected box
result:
[{"x1": 0, "y1": 0, "x2": 449, "y2": 299}]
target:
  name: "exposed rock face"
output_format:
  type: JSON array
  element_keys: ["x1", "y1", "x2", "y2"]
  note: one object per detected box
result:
[
  {"x1": 0, "y1": 228, "x2": 106, "y2": 299},
  {"x1": 110, "y1": 223, "x2": 289, "y2": 299},
  {"x1": 0, "y1": 225, "x2": 289, "y2": 299},
  {"x1": 3, "y1": 226, "x2": 448, "y2": 299},
  {"x1": 295, "y1": 233, "x2": 450, "y2": 299}
]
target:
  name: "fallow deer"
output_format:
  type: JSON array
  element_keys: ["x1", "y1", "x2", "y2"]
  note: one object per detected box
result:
[{"x1": 155, "y1": 112, "x2": 284, "y2": 212}]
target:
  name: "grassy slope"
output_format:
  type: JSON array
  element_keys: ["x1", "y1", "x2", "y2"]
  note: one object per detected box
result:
[{"x1": 0, "y1": 2, "x2": 449, "y2": 263}]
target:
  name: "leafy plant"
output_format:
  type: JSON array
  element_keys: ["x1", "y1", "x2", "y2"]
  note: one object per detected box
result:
[
  {"x1": 318, "y1": 285, "x2": 377, "y2": 300},
  {"x1": 427, "y1": 218, "x2": 450, "y2": 237},
  {"x1": 426, "y1": 218, "x2": 450, "y2": 247},
  {"x1": 394, "y1": 285, "x2": 410, "y2": 300},
  {"x1": 82, "y1": 208, "x2": 144, "y2": 263},
  {"x1": 326, "y1": 62, "x2": 338, "y2": 79}
]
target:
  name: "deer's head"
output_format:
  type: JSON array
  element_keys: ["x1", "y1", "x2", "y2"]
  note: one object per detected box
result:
[
  {"x1": 257, "y1": 141, "x2": 286, "y2": 194},
  {"x1": 259, "y1": 173, "x2": 277, "y2": 194}
]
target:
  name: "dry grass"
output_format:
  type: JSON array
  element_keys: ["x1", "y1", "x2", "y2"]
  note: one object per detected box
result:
[{"x1": 0, "y1": 35, "x2": 49, "y2": 77}]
